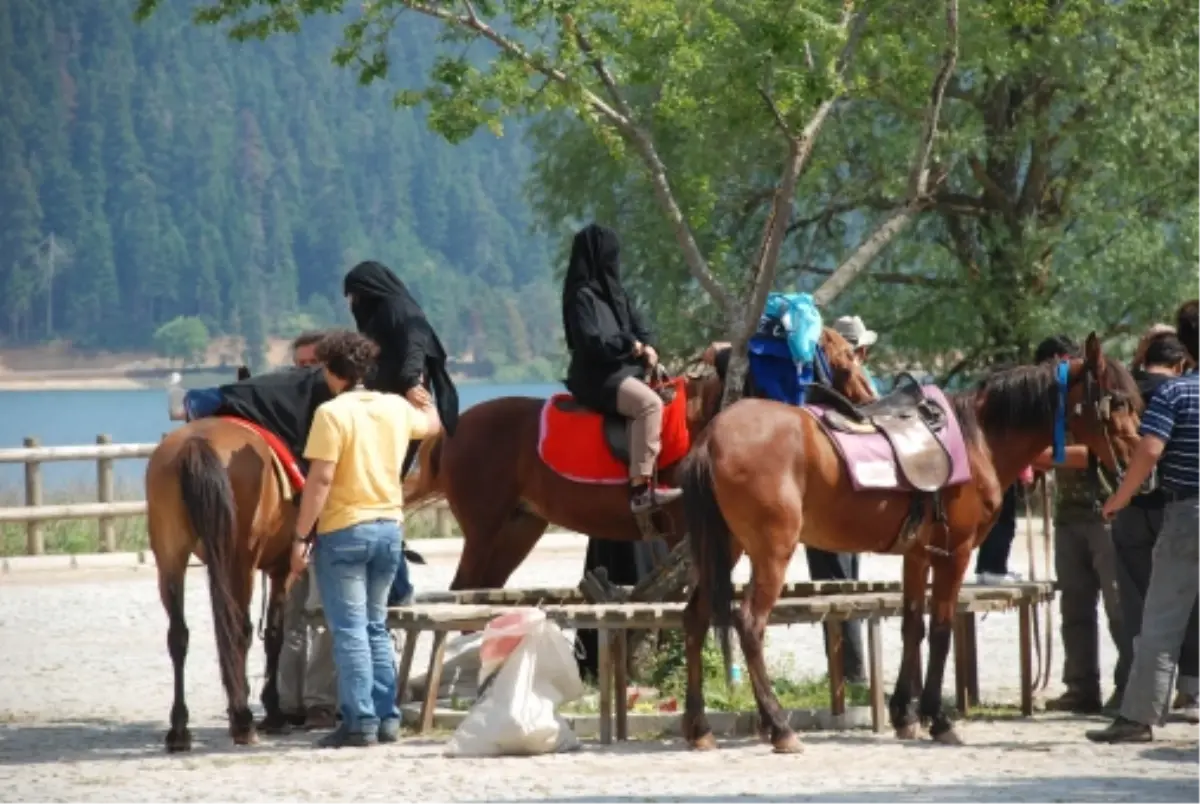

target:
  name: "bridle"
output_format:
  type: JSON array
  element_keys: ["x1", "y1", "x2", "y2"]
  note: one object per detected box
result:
[{"x1": 1054, "y1": 359, "x2": 1134, "y2": 495}]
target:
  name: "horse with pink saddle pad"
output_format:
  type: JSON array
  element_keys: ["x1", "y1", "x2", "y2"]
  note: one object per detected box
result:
[{"x1": 803, "y1": 374, "x2": 973, "y2": 556}]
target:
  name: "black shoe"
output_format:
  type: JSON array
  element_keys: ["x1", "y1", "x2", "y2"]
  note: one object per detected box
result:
[
  {"x1": 1045, "y1": 688, "x2": 1103, "y2": 715},
  {"x1": 316, "y1": 725, "x2": 375, "y2": 749},
  {"x1": 378, "y1": 718, "x2": 401, "y2": 744},
  {"x1": 1085, "y1": 716, "x2": 1152, "y2": 744},
  {"x1": 631, "y1": 484, "x2": 683, "y2": 514}
]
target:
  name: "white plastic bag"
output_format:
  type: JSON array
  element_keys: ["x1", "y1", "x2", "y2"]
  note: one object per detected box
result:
[{"x1": 445, "y1": 608, "x2": 585, "y2": 757}]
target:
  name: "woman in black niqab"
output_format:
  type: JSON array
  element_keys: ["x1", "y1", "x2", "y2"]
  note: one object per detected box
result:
[{"x1": 343, "y1": 261, "x2": 460, "y2": 461}]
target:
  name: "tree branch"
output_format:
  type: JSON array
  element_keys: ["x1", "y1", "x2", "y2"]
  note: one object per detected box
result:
[
  {"x1": 401, "y1": 1, "x2": 735, "y2": 312},
  {"x1": 791, "y1": 264, "x2": 953, "y2": 289},
  {"x1": 811, "y1": 0, "x2": 959, "y2": 308}
]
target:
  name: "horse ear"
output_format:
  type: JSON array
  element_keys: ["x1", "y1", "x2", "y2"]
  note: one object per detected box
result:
[{"x1": 1084, "y1": 331, "x2": 1105, "y2": 371}]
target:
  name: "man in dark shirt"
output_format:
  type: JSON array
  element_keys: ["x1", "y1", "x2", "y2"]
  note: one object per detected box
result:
[
  {"x1": 1088, "y1": 304, "x2": 1199, "y2": 743},
  {"x1": 1030, "y1": 335, "x2": 1128, "y2": 714}
]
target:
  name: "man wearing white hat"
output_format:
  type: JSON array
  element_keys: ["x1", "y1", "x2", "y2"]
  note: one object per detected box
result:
[{"x1": 832, "y1": 315, "x2": 881, "y2": 395}]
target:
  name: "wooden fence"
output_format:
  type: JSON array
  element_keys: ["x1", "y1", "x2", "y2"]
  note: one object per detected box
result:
[{"x1": 0, "y1": 436, "x2": 453, "y2": 555}]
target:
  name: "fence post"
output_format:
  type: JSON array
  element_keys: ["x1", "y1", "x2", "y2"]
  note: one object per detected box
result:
[
  {"x1": 97, "y1": 434, "x2": 115, "y2": 553},
  {"x1": 23, "y1": 437, "x2": 43, "y2": 555}
]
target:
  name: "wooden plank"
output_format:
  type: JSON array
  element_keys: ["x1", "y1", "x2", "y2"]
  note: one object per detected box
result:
[
  {"x1": 598, "y1": 628, "x2": 612, "y2": 745},
  {"x1": 0, "y1": 500, "x2": 147, "y2": 524},
  {"x1": 826, "y1": 619, "x2": 845, "y2": 717},
  {"x1": 395, "y1": 629, "x2": 419, "y2": 706},
  {"x1": 613, "y1": 630, "x2": 628, "y2": 742},
  {"x1": 952, "y1": 614, "x2": 969, "y2": 716},
  {"x1": 0, "y1": 442, "x2": 158, "y2": 463},
  {"x1": 965, "y1": 613, "x2": 980, "y2": 706},
  {"x1": 419, "y1": 632, "x2": 449, "y2": 734},
  {"x1": 1018, "y1": 601, "x2": 1033, "y2": 716},
  {"x1": 867, "y1": 616, "x2": 885, "y2": 734}
]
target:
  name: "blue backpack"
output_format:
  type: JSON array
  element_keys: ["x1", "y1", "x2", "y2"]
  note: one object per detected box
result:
[{"x1": 746, "y1": 293, "x2": 829, "y2": 406}]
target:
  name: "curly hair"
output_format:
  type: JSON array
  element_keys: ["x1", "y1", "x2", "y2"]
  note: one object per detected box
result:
[
  {"x1": 315, "y1": 329, "x2": 380, "y2": 387},
  {"x1": 1175, "y1": 299, "x2": 1198, "y2": 363}
]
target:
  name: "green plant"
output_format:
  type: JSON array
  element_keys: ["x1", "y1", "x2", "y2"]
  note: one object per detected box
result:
[{"x1": 152, "y1": 316, "x2": 210, "y2": 366}]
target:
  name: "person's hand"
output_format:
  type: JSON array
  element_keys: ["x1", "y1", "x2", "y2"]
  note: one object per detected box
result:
[
  {"x1": 406, "y1": 385, "x2": 432, "y2": 408},
  {"x1": 1100, "y1": 494, "x2": 1126, "y2": 522},
  {"x1": 642, "y1": 345, "x2": 659, "y2": 367},
  {"x1": 287, "y1": 539, "x2": 310, "y2": 592}
]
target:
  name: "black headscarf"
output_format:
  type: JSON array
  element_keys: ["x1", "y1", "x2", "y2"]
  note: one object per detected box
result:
[
  {"x1": 343, "y1": 260, "x2": 459, "y2": 436},
  {"x1": 562, "y1": 223, "x2": 633, "y2": 351}
]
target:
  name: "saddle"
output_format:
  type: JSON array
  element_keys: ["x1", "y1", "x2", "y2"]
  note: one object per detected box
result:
[
  {"x1": 551, "y1": 380, "x2": 677, "y2": 466},
  {"x1": 809, "y1": 373, "x2": 951, "y2": 493}
]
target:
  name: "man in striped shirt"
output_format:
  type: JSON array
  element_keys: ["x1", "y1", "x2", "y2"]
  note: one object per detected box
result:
[{"x1": 1088, "y1": 300, "x2": 1199, "y2": 743}]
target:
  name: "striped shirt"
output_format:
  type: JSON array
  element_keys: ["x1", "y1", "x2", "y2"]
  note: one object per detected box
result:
[{"x1": 1138, "y1": 373, "x2": 1199, "y2": 493}]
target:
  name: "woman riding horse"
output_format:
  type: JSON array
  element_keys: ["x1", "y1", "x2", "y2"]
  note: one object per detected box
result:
[{"x1": 562, "y1": 223, "x2": 676, "y2": 513}]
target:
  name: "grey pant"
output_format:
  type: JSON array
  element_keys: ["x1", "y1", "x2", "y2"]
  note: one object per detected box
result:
[
  {"x1": 277, "y1": 567, "x2": 338, "y2": 714},
  {"x1": 1112, "y1": 504, "x2": 1199, "y2": 695},
  {"x1": 1121, "y1": 498, "x2": 1200, "y2": 726},
  {"x1": 1055, "y1": 517, "x2": 1130, "y2": 695},
  {"x1": 616, "y1": 377, "x2": 664, "y2": 479}
]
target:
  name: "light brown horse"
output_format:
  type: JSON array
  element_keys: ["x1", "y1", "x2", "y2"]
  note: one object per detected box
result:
[
  {"x1": 403, "y1": 328, "x2": 878, "y2": 590},
  {"x1": 146, "y1": 419, "x2": 296, "y2": 752},
  {"x1": 678, "y1": 333, "x2": 1143, "y2": 752}
]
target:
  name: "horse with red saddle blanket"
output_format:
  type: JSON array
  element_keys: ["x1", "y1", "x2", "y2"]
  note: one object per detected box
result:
[{"x1": 679, "y1": 333, "x2": 1145, "y2": 752}]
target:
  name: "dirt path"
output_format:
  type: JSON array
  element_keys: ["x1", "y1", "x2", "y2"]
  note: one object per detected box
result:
[{"x1": 1, "y1": 531, "x2": 1195, "y2": 802}]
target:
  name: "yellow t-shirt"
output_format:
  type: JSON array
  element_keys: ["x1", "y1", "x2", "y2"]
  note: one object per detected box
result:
[{"x1": 302, "y1": 389, "x2": 432, "y2": 535}]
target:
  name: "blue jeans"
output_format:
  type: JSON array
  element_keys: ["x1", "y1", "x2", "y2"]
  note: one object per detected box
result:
[
  {"x1": 312, "y1": 519, "x2": 403, "y2": 735},
  {"x1": 388, "y1": 548, "x2": 413, "y2": 605},
  {"x1": 184, "y1": 387, "x2": 224, "y2": 420}
]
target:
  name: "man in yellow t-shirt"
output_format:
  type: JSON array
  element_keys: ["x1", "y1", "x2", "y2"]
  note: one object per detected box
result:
[{"x1": 287, "y1": 330, "x2": 440, "y2": 749}]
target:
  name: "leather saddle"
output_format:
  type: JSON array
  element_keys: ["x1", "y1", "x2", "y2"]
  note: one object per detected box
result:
[
  {"x1": 809, "y1": 373, "x2": 952, "y2": 493},
  {"x1": 552, "y1": 380, "x2": 677, "y2": 466}
]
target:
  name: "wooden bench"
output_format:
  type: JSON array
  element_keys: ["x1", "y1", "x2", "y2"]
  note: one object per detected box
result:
[{"x1": 363, "y1": 582, "x2": 1055, "y2": 744}]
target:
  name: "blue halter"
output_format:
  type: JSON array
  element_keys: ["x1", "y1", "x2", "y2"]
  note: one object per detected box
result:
[{"x1": 1053, "y1": 360, "x2": 1070, "y2": 464}]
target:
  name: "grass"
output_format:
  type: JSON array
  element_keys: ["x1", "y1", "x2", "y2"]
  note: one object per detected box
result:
[{"x1": 0, "y1": 480, "x2": 460, "y2": 557}]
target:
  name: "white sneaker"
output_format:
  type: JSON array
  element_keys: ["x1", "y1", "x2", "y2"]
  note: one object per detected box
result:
[
  {"x1": 976, "y1": 571, "x2": 1023, "y2": 585},
  {"x1": 166, "y1": 372, "x2": 187, "y2": 421}
]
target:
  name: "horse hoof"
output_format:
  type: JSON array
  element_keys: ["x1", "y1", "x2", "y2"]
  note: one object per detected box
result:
[
  {"x1": 164, "y1": 728, "x2": 193, "y2": 753},
  {"x1": 894, "y1": 722, "x2": 920, "y2": 740},
  {"x1": 932, "y1": 726, "x2": 964, "y2": 746},
  {"x1": 690, "y1": 732, "x2": 718, "y2": 751},
  {"x1": 232, "y1": 729, "x2": 260, "y2": 746},
  {"x1": 772, "y1": 733, "x2": 804, "y2": 754}
]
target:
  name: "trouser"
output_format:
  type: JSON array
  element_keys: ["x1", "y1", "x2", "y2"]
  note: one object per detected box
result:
[
  {"x1": 312, "y1": 519, "x2": 403, "y2": 735},
  {"x1": 805, "y1": 547, "x2": 865, "y2": 682},
  {"x1": 277, "y1": 567, "x2": 339, "y2": 714},
  {"x1": 1120, "y1": 497, "x2": 1200, "y2": 726},
  {"x1": 615, "y1": 377, "x2": 663, "y2": 480},
  {"x1": 1112, "y1": 503, "x2": 1199, "y2": 696},
  {"x1": 975, "y1": 484, "x2": 1018, "y2": 575},
  {"x1": 1055, "y1": 516, "x2": 1130, "y2": 696}
]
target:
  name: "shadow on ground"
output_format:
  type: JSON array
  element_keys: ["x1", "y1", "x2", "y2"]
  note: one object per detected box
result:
[{"x1": 0, "y1": 718, "x2": 326, "y2": 765}]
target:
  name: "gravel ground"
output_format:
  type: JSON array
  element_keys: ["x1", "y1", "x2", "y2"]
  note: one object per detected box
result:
[{"x1": 1, "y1": 522, "x2": 1196, "y2": 802}]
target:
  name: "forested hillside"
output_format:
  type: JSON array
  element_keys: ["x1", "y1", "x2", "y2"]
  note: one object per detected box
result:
[{"x1": 0, "y1": 1, "x2": 560, "y2": 376}]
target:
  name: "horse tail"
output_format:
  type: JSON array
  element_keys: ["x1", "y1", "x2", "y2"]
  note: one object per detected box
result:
[
  {"x1": 680, "y1": 439, "x2": 735, "y2": 686},
  {"x1": 402, "y1": 432, "x2": 446, "y2": 513},
  {"x1": 177, "y1": 437, "x2": 245, "y2": 707}
]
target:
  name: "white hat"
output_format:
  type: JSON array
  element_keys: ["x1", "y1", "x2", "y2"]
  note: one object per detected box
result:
[{"x1": 833, "y1": 315, "x2": 878, "y2": 348}]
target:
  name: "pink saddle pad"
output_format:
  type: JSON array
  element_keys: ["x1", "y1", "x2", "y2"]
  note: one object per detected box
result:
[{"x1": 804, "y1": 385, "x2": 972, "y2": 492}]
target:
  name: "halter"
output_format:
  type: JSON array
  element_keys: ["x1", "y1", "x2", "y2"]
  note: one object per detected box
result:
[{"x1": 1054, "y1": 358, "x2": 1130, "y2": 491}]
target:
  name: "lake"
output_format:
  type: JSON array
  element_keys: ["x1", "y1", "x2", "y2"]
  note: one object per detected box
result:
[{"x1": 0, "y1": 382, "x2": 562, "y2": 492}]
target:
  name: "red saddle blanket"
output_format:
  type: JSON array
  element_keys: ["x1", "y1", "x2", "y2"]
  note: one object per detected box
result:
[
  {"x1": 538, "y1": 377, "x2": 691, "y2": 484},
  {"x1": 219, "y1": 416, "x2": 306, "y2": 493}
]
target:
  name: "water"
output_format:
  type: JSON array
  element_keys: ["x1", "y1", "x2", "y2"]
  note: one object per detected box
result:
[{"x1": 0, "y1": 382, "x2": 562, "y2": 492}]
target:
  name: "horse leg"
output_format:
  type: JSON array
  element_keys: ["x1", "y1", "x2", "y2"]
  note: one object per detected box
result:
[
  {"x1": 159, "y1": 568, "x2": 192, "y2": 753},
  {"x1": 920, "y1": 545, "x2": 971, "y2": 744},
  {"x1": 448, "y1": 498, "x2": 524, "y2": 590},
  {"x1": 889, "y1": 551, "x2": 930, "y2": 739},
  {"x1": 734, "y1": 555, "x2": 801, "y2": 753},
  {"x1": 474, "y1": 509, "x2": 550, "y2": 588},
  {"x1": 681, "y1": 585, "x2": 717, "y2": 750},
  {"x1": 257, "y1": 572, "x2": 290, "y2": 734}
]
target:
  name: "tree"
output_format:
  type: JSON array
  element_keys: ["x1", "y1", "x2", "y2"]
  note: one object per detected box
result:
[
  {"x1": 153, "y1": 315, "x2": 210, "y2": 365},
  {"x1": 780, "y1": 0, "x2": 1198, "y2": 378},
  {"x1": 134, "y1": 0, "x2": 961, "y2": 404}
]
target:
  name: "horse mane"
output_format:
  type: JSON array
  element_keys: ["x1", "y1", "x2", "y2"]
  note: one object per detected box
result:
[{"x1": 950, "y1": 356, "x2": 1143, "y2": 443}]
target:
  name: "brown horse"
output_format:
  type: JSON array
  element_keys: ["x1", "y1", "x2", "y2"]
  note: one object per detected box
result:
[
  {"x1": 678, "y1": 333, "x2": 1143, "y2": 752},
  {"x1": 403, "y1": 328, "x2": 878, "y2": 590},
  {"x1": 146, "y1": 418, "x2": 297, "y2": 751}
]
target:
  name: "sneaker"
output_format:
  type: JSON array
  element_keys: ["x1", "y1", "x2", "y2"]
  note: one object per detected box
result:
[
  {"x1": 1171, "y1": 692, "x2": 1199, "y2": 724},
  {"x1": 975, "y1": 571, "x2": 1023, "y2": 585},
  {"x1": 1103, "y1": 690, "x2": 1123, "y2": 715},
  {"x1": 631, "y1": 484, "x2": 683, "y2": 514},
  {"x1": 316, "y1": 725, "x2": 375, "y2": 749},
  {"x1": 1085, "y1": 716, "x2": 1152, "y2": 744},
  {"x1": 378, "y1": 718, "x2": 401, "y2": 744},
  {"x1": 1044, "y1": 688, "x2": 1103, "y2": 714}
]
